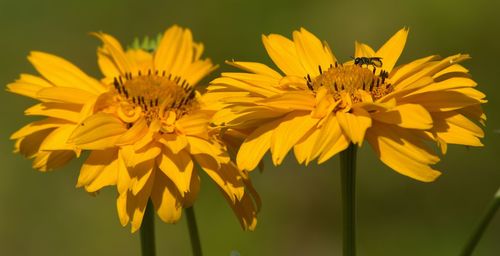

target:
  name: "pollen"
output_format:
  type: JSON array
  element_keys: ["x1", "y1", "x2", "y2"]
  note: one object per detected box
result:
[
  {"x1": 113, "y1": 70, "x2": 197, "y2": 124},
  {"x1": 306, "y1": 63, "x2": 393, "y2": 104}
]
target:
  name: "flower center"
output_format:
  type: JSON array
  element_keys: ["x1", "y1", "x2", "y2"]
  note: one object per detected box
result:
[
  {"x1": 306, "y1": 63, "x2": 392, "y2": 104},
  {"x1": 113, "y1": 70, "x2": 196, "y2": 125}
]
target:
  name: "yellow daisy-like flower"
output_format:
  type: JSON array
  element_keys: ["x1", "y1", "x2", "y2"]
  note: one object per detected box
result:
[
  {"x1": 208, "y1": 28, "x2": 486, "y2": 182},
  {"x1": 8, "y1": 25, "x2": 259, "y2": 232}
]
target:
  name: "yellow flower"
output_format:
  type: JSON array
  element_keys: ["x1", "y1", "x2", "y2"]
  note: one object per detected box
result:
[
  {"x1": 8, "y1": 52, "x2": 106, "y2": 171},
  {"x1": 8, "y1": 25, "x2": 259, "y2": 232},
  {"x1": 208, "y1": 27, "x2": 486, "y2": 182}
]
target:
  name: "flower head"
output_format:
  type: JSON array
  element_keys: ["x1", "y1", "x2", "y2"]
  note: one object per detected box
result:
[
  {"x1": 208, "y1": 27, "x2": 486, "y2": 182},
  {"x1": 8, "y1": 25, "x2": 259, "y2": 232}
]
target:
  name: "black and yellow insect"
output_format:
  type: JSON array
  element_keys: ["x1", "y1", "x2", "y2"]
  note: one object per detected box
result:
[{"x1": 353, "y1": 57, "x2": 383, "y2": 68}]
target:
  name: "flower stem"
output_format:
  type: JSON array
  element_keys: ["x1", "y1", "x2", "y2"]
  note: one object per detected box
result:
[
  {"x1": 460, "y1": 188, "x2": 500, "y2": 256},
  {"x1": 140, "y1": 200, "x2": 156, "y2": 256},
  {"x1": 340, "y1": 144, "x2": 357, "y2": 256},
  {"x1": 186, "y1": 206, "x2": 203, "y2": 256}
]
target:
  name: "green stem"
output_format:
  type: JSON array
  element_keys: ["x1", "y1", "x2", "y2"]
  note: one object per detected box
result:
[
  {"x1": 340, "y1": 144, "x2": 357, "y2": 256},
  {"x1": 140, "y1": 200, "x2": 156, "y2": 256},
  {"x1": 186, "y1": 206, "x2": 203, "y2": 256},
  {"x1": 460, "y1": 188, "x2": 500, "y2": 256}
]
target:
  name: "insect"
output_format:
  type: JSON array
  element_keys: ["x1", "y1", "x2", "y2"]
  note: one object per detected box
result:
[{"x1": 353, "y1": 57, "x2": 383, "y2": 68}]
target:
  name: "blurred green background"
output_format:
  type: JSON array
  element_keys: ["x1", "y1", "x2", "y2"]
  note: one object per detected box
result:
[{"x1": 1, "y1": 0, "x2": 499, "y2": 255}]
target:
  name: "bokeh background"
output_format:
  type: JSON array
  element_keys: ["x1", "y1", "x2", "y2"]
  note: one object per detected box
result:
[{"x1": 1, "y1": 0, "x2": 499, "y2": 255}]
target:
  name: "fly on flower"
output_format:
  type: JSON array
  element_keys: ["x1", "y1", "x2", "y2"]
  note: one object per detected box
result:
[
  {"x1": 207, "y1": 27, "x2": 486, "y2": 182},
  {"x1": 8, "y1": 25, "x2": 260, "y2": 232},
  {"x1": 352, "y1": 56, "x2": 383, "y2": 68}
]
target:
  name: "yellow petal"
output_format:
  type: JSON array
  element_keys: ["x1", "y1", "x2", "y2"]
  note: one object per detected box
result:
[
  {"x1": 175, "y1": 112, "x2": 209, "y2": 136},
  {"x1": 221, "y1": 72, "x2": 282, "y2": 94},
  {"x1": 227, "y1": 61, "x2": 283, "y2": 79},
  {"x1": 93, "y1": 32, "x2": 135, "y2": 74},
  {"x1": 154, "y1": 25, "x2": 203, "y2": 79},
  {"x1": 36, "y1": 87, "x2": 97, "y2": 104},
  {"x1": 129, "y1": 176, "x2": 155, "y2": 233},
  {"x1": 130, "y1": 159, "x2": 155, "y2": 196},
  {"x1": 117, "y1": 148, "x2": 132, "y2": 194},
  {"x1": 157, "y1": 133, "x2": 188, "y2": 154},
  {"x1": 77, "y1": 149, "x2": 118, "y2": 192},
  {"x1": 183, "y1": 59, "x2": 216, "y2": 85},
  {"x1": 32, "y1": 150, "x2": 75, "y2": 172},
  {"x1": 16, "y1": 129, "x2": 52, "y2": 158},
  {"x1": 237, "y1": 118, "x2": 281, "y2": 171},
  {"x1": 7, "y1": 74, "x2": 53, "y2": 99},
  {"x1": 367, "y1": 123, "x2": 441, "y2": 182},
  {"x1": 375, "y1": 27, "x2": 409, "y2": 73},
  {"x1": 258, "y1": 92, "x2": 315, "y2": 111},
  {"x1": 292, "y1": 28, "x2": 335, "y2": 76},
  {"x1": 336, "y1": 108, "x2": 372, "y2": 145},
  {"x1": 399, "y1": 90, "x2": 484, "y2": 112},
  {"x1": 116, "y1": 192, "x2": 130, "y2": 226},
  {"x1": 293, "y1": 124, "x2": 321, "y2": 165},
  {"x1": 315, "y1": 115, "x2": 350, "y2": 164},
  {"x1": 354, "y1": 41, "x2": 375, "y2": 58},
  {"x1": 222, "y1": 191, "x2": 258, "y2": 231},
  {"x1": 70, "y1": 113, "x2": 127, "y2": 150},
  {"x1": 432, "y1": 112, "x2": 484, "y2": 147},
  {"x1": 123, "y1": 142, "x2": 162, "y2": 168},
  {"x1": 181, "y1": 171, "x2": 200, "y2": 208},
  {"x1": 116, "y1": 117, "x2": 149, "y2": 145},
  {"x1": 11, "y1": 118, "x2": 71, "y2": 139},
  {"x1": 39, "y1": 125, "x2": 77, "y2": 151},
  {"x1": 151, "y1": 172, "x2": 183, "y2": 224},
  {"x1": 25, "y1": 102, "x2": 81, "y2": 123},
  {"x1": 28, "y1": 51, "x2": 104, "y2": 94},
  {"x1": 194, "y1": 156, "x2": 245, "y2": 202},
  {"x1": 212, "y1": 76, "x2": 280, "y2": 97},
  {"x1": 390, "y1": 55, "x2": 439, "y2": 85},
  {"x1": 158, "y1": 148, "x2": 194, "y2": 195},
  {"x1": 270, "y1": 112, "x2": 319, "y2": 165},
  {"x1": 186, "y1": 136, "x2": 226, "y2": 163},
  {"x1": 371, "y1": 104, "x2": 432, "y2": 129},
  {"x1": 410, "y1": 77, "x2": 477, "y2": 95},
  {"x1": 262, "y1": 34, "x2": 305, "y2": 76}
]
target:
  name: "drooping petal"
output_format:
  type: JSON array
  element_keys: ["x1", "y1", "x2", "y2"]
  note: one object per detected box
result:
[
  {"x1": 157, "y1": 133, "x2": 187, "y2": 154},
  {"x1": 336, "y1": 108, "x2": 372, "y2": 145},
  {"x1": 32, "y1": 150, "x2": 76, "y2": 172},
  {"x1": 237, "y1": 118, "x2": 281, "y2": 171},
  {"x1": 77, "y1": 148, "x2": 118, "y2": 192},
  {"x1": 222, "y1": 190, "x2": 258, "y2": 231},
  {"x1": 367, "y1": 122, "x2": 441, "y2": 182},
  {"x1": 431, "y1": 111, "x2": 484, "y2": 147},
  {"x1": 39, "y1": 125, "x2": 77, "y2": 151},
  {"x1": 194, "y1": 156, "x2": 245, "y2": 202},
  {"x1": 270, "y1": 112, "x2": 319, "y2": 165},
  {"x1": 151, "y1": 171, "x2": 183, "y2": 224},
  {"x1": 158, "y1": 148, "x2": 194, "y2": 196}
]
